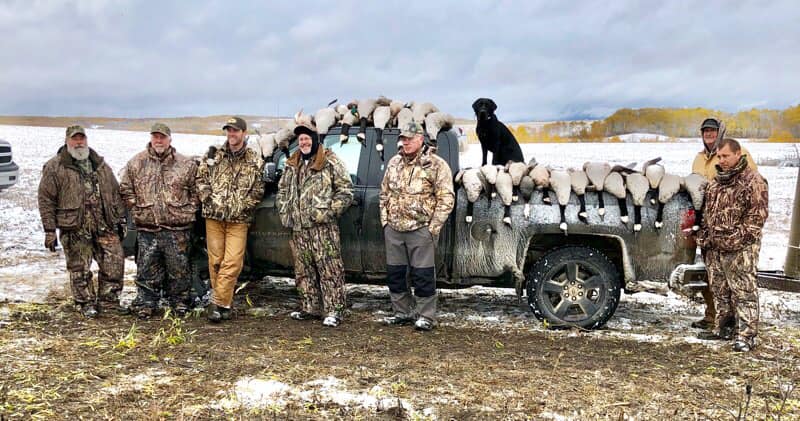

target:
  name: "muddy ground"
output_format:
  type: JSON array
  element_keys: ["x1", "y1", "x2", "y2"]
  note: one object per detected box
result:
[{"x1": 1, "y1": 278, "x2": 799, "y2": 420}]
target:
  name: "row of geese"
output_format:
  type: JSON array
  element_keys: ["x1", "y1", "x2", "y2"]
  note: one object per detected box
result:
[
  {"x1": 455, "y1": 158, "x2": 708, "y2": 234},
  {"x1": 249, "y1": 97, "x2": 454, "y2": 161}
]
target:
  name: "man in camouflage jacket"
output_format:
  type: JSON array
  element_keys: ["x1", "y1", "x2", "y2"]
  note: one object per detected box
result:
[
  {"x1": 37, "y1": 125, "x2": 126, "y2": 318},
  {"x1": 120, "y1": 123, "x2": 199, "y2": 318},
  {"x1": 696, "y1": 138, "x2": 769, "y2": 352},
  {"x1": 277, "y1": 124, "x2": 353, "y2": 327},
  {"x1": 195, "y1": 116, "x2": 265, "y2": 322},
  {"x1": 379, "y1": 121, "x2": 455, "y2": 331},
  {"x1": 690, "y1": 118, "x2": 759, "y2": 330}
]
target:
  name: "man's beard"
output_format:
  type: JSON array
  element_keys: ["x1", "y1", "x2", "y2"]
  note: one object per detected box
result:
[
  {"x1": 152, "y1": 145, "x2": 169, "y2": 154},
  {"x1": 67, "y1": 145, "x2": 90, "y2": 160}
]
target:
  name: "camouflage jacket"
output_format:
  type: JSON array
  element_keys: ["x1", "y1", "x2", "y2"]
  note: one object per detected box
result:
[
  {"x1": 691, "y1": 146, "x2": 757, "y2": 180},
  {"x1": 196, "y1": 142, "x2": 265, "y2": 224},
  {"x1": 119, "y1": 145, "x2": 199, "y2": 231},
  {"x1": 276, "y1": 147, "x2": 353, "y2": 231},
  {"x1": 38, "y1": 146, "x2": 125, "y2": 232},
  {"x1": 697, "y1": 161, "x2": 769, "y2": 253},
  {"x1": 379, "y1": 146, "x2": 455, "y2": 236}
]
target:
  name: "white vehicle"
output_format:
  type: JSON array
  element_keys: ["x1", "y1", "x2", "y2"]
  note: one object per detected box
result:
[{"x1": 0, "y1": 138, "x2": 19, "y2": 191}]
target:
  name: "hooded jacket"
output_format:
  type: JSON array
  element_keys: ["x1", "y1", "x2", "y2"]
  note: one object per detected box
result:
[{"x1": 276, "y1": 146, "x2": 353, "y2": 231}]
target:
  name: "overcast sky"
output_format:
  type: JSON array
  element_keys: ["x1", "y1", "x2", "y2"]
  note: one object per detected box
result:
[{"x1": 1, "y1": 0, "x2": 798, "y2": 121}]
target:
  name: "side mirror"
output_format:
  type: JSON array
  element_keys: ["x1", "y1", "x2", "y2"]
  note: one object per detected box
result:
[{"x1": 263, "y1": 162, "x2": 277, "y2": 183}]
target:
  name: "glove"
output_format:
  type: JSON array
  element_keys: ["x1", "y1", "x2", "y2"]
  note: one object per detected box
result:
[
  {"x1": 117, "y1": 224, "x2": 127, "y2": 241},
  {"x1": 44, "y1": 231, "x2": 58, "y2": 252}
]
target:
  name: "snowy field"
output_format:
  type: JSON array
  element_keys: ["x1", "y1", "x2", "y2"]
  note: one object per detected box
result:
[
  {"x1": 0, "y1": 124, "x2": 797, "y2": 314},
  {"x1": 1, "y1": 125, "x2": 799, "y2": 419}
]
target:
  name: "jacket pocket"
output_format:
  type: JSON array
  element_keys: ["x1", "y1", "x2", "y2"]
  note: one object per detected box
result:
[
  {"x1": 55, "y1": 207, "x2": 81, "y2": 230},
  {"x1": 132, "y1": 203, "x2": 156, "y2": 227},
  {"x1": 166, "y1": 201, "x2": 197, "y2": 227},
  {"x1": 313, "y1": 204, "x2": 332, "y2": 224}
]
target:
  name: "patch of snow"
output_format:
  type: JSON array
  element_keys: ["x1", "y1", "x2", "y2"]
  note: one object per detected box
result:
[{"x1": 214, "y1": 375, "x2": 416, "y2": 415}]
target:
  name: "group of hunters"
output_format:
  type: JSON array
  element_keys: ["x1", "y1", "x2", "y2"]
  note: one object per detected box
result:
[{"x1": 37, "y1": 115, "x2": 767, "y2": 350}]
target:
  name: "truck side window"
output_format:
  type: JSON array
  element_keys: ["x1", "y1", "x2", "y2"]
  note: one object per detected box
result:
[
  {"x1": 323, "y1": 134, "x2": 362, "y2": 185},
  {"x1": 275, "y1": 135, "x2": 362, "y2": 185}
]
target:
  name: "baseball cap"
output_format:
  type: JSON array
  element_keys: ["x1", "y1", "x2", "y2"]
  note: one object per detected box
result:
[
  {"x1": 150, "y1": 122, "x2": 171, "y2": 137},
  {"x1": 223, "y1": 116, "x2": 247, "y2": 131},
  {"x1": 66, "y1": 125, "x2": 86, "y2": 138},
  {"x1": 700, "y1": 118, "x2": 720, "y2": 130},
  {"x1": 400, "y1": 121, "x2": 424, "y2": 138}
]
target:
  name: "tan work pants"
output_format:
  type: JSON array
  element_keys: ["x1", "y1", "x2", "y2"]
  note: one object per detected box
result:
[{"x1": 205, "y1": 219, "x2": 248, "y2": 308}]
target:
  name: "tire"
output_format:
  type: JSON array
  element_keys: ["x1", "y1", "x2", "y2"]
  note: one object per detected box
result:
[{"x1": 527, "y1": 246, "x2": 621, "y2": 329}]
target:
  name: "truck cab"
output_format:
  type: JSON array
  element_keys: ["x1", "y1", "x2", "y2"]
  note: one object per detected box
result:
[{"x1": 248, "y1": 126, "x2": 460, "y2": 281}]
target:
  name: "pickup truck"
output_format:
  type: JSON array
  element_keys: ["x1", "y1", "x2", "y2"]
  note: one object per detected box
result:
[
  {"x1": 243, "y1": 126, "x2": 699, "y2": 329},
  {"x1": 0, "y1": 139, "x2": 19, "y2": 191}
]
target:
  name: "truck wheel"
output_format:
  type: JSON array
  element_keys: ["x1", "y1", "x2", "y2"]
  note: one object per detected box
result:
[{"x1": 527, "y1": 246, "x2": 621, "y2": 329}]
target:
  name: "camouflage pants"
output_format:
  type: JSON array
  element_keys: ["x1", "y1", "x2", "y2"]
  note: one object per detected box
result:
[
  {"x1": 706, "y1": 242, "x2": 761, "y2": 343},
  {"x1": 132, "y1": 230, "x2": 192, "y2": 309},
  {"x1": 290, "y1": 223, "x2": 346, "y2": 317},
  {"x1": 59, "y1": 229, "x2": 124, "y2": 306}
]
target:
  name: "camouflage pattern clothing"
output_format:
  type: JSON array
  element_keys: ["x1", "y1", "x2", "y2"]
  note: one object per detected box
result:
[
  {"x1": 38, "y1": 146, "x2": 126, "y2": 306},
  {"x1": 276, "y1": 147, "x2": 353, "y2": 231},
  {"x1": 277, "y1": 147, "x2": 353, "y2": 317},
  {"x1": 196, "y1": 142, "x2": 265, "y2": 224},
  {"x1": 705, "y1": 243, "x2": 761, "y2": 343},
  {"x1": 120, "y1": 145, "x2": 198, "y2": 312},
  {"x1": 119, "y1": 145, "x2": 198, "y2": 231},
  {"x1": 379, "y1": 145, "x2": 455, "y2": 236},
  {"x1": 38, "y1": 146, "x2": 125, "y2": 234},
  {"x1": 130, "y1": 230, "x2": 192, "y2": 310},
  {"x1": 290, "y1": 224, "x2": 347, "y2": 317},
  {"x1": 697, "y1": 157, "x2": 769, "y2": 345},
  {"x1": 380, "y1": 145, "x2": 454, "y2": 325}
]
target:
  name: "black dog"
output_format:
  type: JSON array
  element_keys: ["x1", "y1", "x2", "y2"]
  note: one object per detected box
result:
[{"x1": 472, "y1": 98, "x2": 525, "y2": 166}]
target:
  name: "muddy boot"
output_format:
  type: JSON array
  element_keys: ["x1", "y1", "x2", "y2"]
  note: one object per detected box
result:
[
  {"x1": 173, "y1": 303, "x2": 189, "y2": 318},
  {"x1": 137, "y1": 306, "x2": 155, "y2": 320},
  {"x1": 383, "y1": 313, "x2": 415, "y2": 326},
  {"x1": 81, "y1": 304, "x2": 99, "y2": 319},
  {"x1": 691, "y1": 318, "x2": 713, "y2": 330},
  {"x1": 414, "y1": 318, "x2": 434, "y2": 331},
  {"x1": 220, "y1": 307, "x2": 232, "y2": 321},
  {"x1": 206, "y1": 303, "x2": 222, "y2": 323},
  {"x1": 290, "y1": 311, "x2": 321, "y2": 321},
  {"x1": 322, "y1": 315, "x2": 341, "y2": 327},
  {"x1": 732, "y1": 338, "x2": 755, "y2": 352}
]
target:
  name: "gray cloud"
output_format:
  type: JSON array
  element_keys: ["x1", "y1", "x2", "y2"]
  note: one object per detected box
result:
[{"x1": 1, "y1": 0, "x2": 798, "y2": 121}]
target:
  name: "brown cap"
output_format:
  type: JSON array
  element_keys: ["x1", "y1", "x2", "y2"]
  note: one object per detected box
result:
[{"x1": 222, "y1": 116, "x2": 247, "y2": 131}]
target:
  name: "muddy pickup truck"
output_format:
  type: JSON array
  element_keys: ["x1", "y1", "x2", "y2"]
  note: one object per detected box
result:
[{"x1": 241, "y1": 126, "x2": 700, "y2": 329}]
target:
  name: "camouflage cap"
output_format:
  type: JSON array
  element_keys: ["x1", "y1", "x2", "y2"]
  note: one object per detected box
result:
[
  {"x1": 150, "y1": 122, "x2": 171, "y2": 137},
  {"x1": 399, "y1": 121, "x2": 424, "y2": 138},
  {"x1": 66, "y1": 125, "x2": 86, "y2": 138},
  {"x1": 223, "y1": 116, "x2": 247, "y2": 132}
]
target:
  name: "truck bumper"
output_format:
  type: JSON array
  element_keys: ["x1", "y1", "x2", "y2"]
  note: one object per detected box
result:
[
  {"x1": 668, "y1": 262, "x2": 708, "y2": 297},
  {"x1": 0, "y1": 161, "x2": 19, "y2": 190}
]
